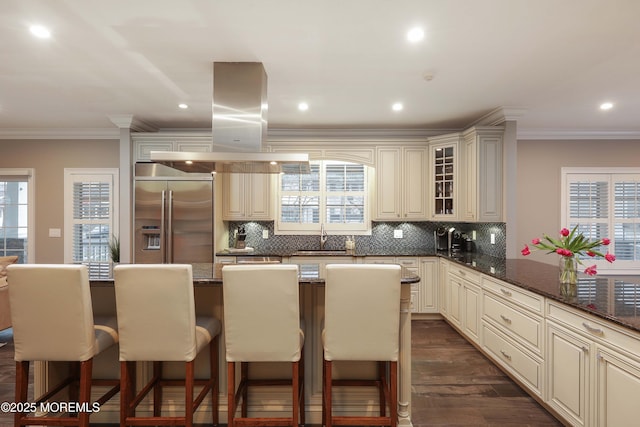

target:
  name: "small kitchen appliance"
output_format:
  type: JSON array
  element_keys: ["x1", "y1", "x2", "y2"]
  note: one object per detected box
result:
[
  {"x1": 235, "y1": 226, "x2": 247, "y2": 249},
  {"x1": 434, "y1": 227, "x2": 449, "y2": 251}
]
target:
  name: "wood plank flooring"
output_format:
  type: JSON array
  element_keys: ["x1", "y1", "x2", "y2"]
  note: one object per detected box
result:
[{"x1": 0, "y1": 320, "x2": 563, "y2": 426}]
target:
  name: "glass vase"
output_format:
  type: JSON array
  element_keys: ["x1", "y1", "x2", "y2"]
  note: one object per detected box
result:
[{"x1": 559, "y1": 256, "x2": 578, "y2": 298}]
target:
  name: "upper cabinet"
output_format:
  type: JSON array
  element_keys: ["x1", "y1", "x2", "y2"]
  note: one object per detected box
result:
[
  {"x1": 461, "y1": 127, "x2": 503, "y2": 222},
  {"x1": 132, "y1": 133, "x2": 213, "y2": 162},
  {"x1": 374, "y1": 146, "x2": 428, "y2": 221},
  {"x1": 221, "y1": 173, "x2": 273, "y2": 220},
  {"x1": 428, "y1": 134, "x2": 461, "y2": 221}
]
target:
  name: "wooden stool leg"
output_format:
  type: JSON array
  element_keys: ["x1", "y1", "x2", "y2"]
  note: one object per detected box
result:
[
  {"x1": 210, "y1": 336, "x2": 219, "y2": 426},
  {"x1": 240, "y1": 362, "x2": 248, "y2": 417},
  {"x1": 227, "y1": 362, "x2": 235, "y2": 427},
  {"x1": 153, "y1": 361, "x2": 162, "y2": 417},
  {"x1": 292, "y1": 360, "x2": 299, "y2": 427},
  {"x1": 324, "y1": 359, "x2": 332, "y2": 427},
  {"x1": 378, "y1": 361, "x2": 386, "y2": 417},
  {"x1": 185, "y1": 360, "x2": 195, "y2": 427},
  {"x1": 390, "y1": 361, "x2": 398, "y2": 427},
  {"x1": 15, "y1": 361, "x2": 29, "y2": 427},
  {"x1": 299, "y1": 351, "x2": 305, "y2": 427},
  {"x1": 78, "y1": 359, "x2": 92, "y2": 427}
]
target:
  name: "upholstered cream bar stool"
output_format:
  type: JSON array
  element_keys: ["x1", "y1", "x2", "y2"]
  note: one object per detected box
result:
[
  {"x1": 7, "y1": 264, "x2": 120, "y2": 427},
  {"x1": 222, "y1": 264, "x2": 304, "y2": 427},
  {"x1": 322, "y1": 264, "x2": 401, "y2": 427},
  {"x1": 113, "y1": 264, "x2": 220, "y2": 427}
]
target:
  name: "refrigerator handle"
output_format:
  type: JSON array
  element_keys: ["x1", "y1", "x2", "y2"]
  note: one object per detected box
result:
[
  {"x1": 167, "y1": 190, "x2": 174, "y2": 263},
  {"x1": 160, "y1": 190, "x2": 167, "y2": 263}
]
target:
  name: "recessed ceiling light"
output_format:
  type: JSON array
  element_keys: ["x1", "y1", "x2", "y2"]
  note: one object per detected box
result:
[
  {"x1": 407, "y1": 27, "x2": 424, "y2": 43},
  {"x1": 298, "y1": 102, "x2": 309, "y2": 111},
  {"x1": 392, "y1": 102, "x2": 404, "y2": 112},
  {"x1": 185, "y1": 160, "x2": 193, "y2": 165},
  {"x1": 29, "y1": 24, "x2": 51, "y2": 39},
  {"x1": 600, "y1": 102, "x2": 613, "y2": 110},
  {"x1": 270, "y1": 161, "x2": 278, "y2": 165},
  {"x1": 178, "y1": 103, "x2": 189, "y2": 109}
]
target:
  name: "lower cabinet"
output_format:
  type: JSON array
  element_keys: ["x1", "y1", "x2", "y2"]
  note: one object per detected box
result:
[
  {"x1": 546, "y1": 300, "x2": 640, "y2": 427},
  {"x1": 365, "y1": 256, "x2": 438, "y2": 314},
  {"x1": 439, "y1": 259, "x2": 640, "y2": 427},
  {"x1": 446, "y1": 262, "x2": 481, "y2": 343}
]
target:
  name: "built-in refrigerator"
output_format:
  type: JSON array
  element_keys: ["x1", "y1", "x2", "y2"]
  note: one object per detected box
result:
[{"x1": 134, "y1": 163, "x2": 213, "y2": 264}]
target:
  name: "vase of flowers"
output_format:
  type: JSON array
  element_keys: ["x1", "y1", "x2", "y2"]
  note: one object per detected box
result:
[{"x1": 521, "y1": 226, "x2": 615, "y2": 295}]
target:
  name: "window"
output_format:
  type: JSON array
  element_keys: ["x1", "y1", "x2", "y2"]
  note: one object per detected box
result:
[
  {"x1": 64, "y1": 169, "x2": 118, "y2": 279},
  {"x1": 562, "y1": 168, "x2": 640, "y2": 273},
  {"x1": 277, "y1": 161, "x2": 369, "y2": 234},
  {"x1": 0, "y1": 169, "x2": 34, "y2": 263}
]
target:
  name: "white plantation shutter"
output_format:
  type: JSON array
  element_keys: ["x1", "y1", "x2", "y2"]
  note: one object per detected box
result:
[
  {"x1": 278, "y1": 161, "x2": 368, "y2": 233},
  {"x1": 563, "y1": 169, "x2": 640, "y2": 273},
  {"x1": 64, "y1": 170, "x2": 118, "y2": 279}
]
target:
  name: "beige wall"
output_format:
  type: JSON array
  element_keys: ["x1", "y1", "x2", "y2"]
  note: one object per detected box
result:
[
  {"x1": 516, "y1": 139, "x2": 640, "y2": 265},
  {"x1": 0, "y1": 139, "x2": 119, "y2": 263}
]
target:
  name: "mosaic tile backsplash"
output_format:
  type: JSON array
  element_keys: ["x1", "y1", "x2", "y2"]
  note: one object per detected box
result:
[{"x1": 226, "y1": 221, "x2": 506, "y2": 258}]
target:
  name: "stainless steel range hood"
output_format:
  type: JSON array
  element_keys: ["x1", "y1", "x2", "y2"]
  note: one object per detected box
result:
[{"x1": 150, "y1": 62, "x2": 309, "y2": 174}]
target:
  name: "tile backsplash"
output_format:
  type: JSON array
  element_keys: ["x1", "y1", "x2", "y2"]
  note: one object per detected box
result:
[{"x1": 226, "y1": 221, "x2": 506, "y2": 258}]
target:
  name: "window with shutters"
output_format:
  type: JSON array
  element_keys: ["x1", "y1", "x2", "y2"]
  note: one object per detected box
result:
[
  {"x1": 277, "y1": 160, "x2": 369, "y2": 234},
  {"x1": 0, "y1": 169, "x2": 34, "y2": 263},
  {"x1": 562, "y1": 168, "x2": 640, "y2": 273},
  {"x1": 64, "y1": 169, "x2": 119, "y2": 279}
]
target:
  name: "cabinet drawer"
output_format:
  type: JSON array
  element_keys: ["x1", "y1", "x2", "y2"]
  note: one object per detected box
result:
[
  {"x1": 483, "y1": 293, "x2": 543, "y2": 355},
  {"x1": 449, "y1": 265, "x2": 480, "y2": 285},
  {"x1": 482, "y1": 276, "x2": 543, "y2": 315},
  {"x1": 482, "y1": 322, "x2": 543, "y2": 396},
  {"x1": 396, "y1": 257, "x2": 418, "y2": 268},
  {"x1": 547, "y1": 300, "x2": 640, "y2": 358}
]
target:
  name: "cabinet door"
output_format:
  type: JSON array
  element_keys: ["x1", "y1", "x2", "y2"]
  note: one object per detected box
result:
[
  {"x1": 447, "y1": 272, "x2": 463, "y2": 328},
  {"x1": 418, "y1": 258, "x2": 438, "y2": 313},
  {"x1": 462, "y1": 134, "x2": 477, "y2": 221},
  {"x1": 222, "y1": 173, "x2": 246, "y2": 219},
  {"x1": 375, "y1": 148, "x2": 402, "y2": 220},
  {"x1": 403, "y1": 147, "x2": 427, "y2": 219},
  {"x1": 546, "y1": 321, "x2": 591, "y2": 427},
  {"x1": 247, "y1": 173, "x2": 271, "y2": 219},
  {"x1": 463, "y1": 282, "x2": 480, "y2": 343},
  {"x1": 439, "y1": 259, "x2": 450, "y2": 315},
  {"x1": 596, "y1": 347, "x2": 640, "y2": 426},
  {"x1": 430, "y1": 142, "x2": 458, "y2": 220}
]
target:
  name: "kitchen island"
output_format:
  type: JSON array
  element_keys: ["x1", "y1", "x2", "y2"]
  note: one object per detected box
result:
[{"x1": 64, "y1": 265, "x2": 420, "y2": 425}]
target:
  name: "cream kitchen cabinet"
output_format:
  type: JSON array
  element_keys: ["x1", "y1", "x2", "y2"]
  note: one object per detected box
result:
[
  {"x1": 482, "y1": 275, "x2": 544, "y2": 398},
  {"x1": 447, "y1": 264, "x2": 481, "y2": 343},
  {"x1": 428, "y1": 134, "x2": 461, "y2": 220},
  {"x1": 374, "y1": 146, "x2": 428, "y2": 221},
  {"x1": 365, "y1": 256, "x2": 437, "y2": 314},
  {"x1": 221, "y1": 173, "x2": 273, "y2": 220},
  {"x1": 132, "y1": 133, "x2": 213, "y2": 162},
  {"x1": 289, "y1": 256, "x2": 354, "y2": 280},
  {"x1": 546, "y1": 300, "x2": 640, "y2": 427},
  {"x1": 461, "y1": 127, "x2": 503, "y2": 222}
]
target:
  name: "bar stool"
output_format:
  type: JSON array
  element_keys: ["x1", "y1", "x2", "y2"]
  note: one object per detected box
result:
[
  {"x1": 322, "y1": 264, "x2": 401, "y2": 427},
  {"x1": 222, "y1": 264, "x2": 304, "y2": 427},
  {"x1": 113, "y1": 264, "x2": 220, "y2": 427},
  {"x1": 7, "y1": 264, "x2": 120, "y2": 427}
]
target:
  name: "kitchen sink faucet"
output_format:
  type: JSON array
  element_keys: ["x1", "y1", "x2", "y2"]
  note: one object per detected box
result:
[{"x1": 320, "y1": 223, "x2": 328, "y2": 250}]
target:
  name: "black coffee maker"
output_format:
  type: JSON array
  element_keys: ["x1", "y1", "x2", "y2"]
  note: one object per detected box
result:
[
  {"x1": 450, "y1": 231, "x2": 463, "y2": 253},
  {"x1": 434, "y1": 227, "x2": 449, "y2": 251}
]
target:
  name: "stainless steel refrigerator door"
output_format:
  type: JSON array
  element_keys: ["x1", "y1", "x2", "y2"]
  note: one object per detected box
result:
[
  {"x1": 167, "y1": 180, "x2": 213, "y2": 264},
  {"x1": 134, "y1": 181, "x2": 167, "y2": 263}
]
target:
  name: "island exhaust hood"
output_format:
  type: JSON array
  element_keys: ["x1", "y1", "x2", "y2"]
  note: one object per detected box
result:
[{"x1": 150, "y1": 62, "x2": 309, "y2": 174}]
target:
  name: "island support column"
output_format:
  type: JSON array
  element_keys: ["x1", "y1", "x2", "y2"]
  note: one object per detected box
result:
[{"x1": 398, "y1": 283, "x2": 412, "y2": 426}]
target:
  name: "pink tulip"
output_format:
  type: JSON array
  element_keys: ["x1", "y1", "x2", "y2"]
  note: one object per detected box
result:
[
  {"x1": 560, "y1": 228, "x2": 570, "y2": 237},
  {"x1": 584, "y1": 265, "x2": 598, "y2": 276},
  {"x1": 586, "y1": 251, "x2": 596, "y2": 257},
  {"x1": 605, "y1": 253, "x2": 616, "y2": 263},
  {"x1": 602, "y1": 238, "x2": 611, "y2": 245},
  {"x1": 521, "y1": 245, "x2": 531, "y2": 256},
  {"x1": 531, "y1": 238, "x2": 541, "y2": 245}
]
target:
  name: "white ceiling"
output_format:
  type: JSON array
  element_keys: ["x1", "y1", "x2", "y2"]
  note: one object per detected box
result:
[{"x1": 2, "y1": 0, "x2": 640, "y2": 138}]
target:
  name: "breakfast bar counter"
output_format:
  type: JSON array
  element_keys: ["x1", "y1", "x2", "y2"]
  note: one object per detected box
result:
[{"x1": 75, "y1": 265, "x2": 420, "y2": 425}]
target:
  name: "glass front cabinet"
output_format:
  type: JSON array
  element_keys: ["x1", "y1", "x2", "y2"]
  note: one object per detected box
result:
[{"x1": 429, "y1": 134, "x2": 461, "y2": 220}]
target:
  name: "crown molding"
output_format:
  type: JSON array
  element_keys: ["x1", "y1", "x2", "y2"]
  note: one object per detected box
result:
[
  {"x1": 0, "y1": 128, "x2": 120, "y2": 140},
  {"x1": 109, "y1": 115, "x2": 157, "y2": 132},
  {"x1": 470, "y1": 106, "x2": 528, "y2": 127},
  {"x1": 267, "y1": 127, "x2": 456, "y2": 141},
  {"x1": 517, "y1": 129, "x2": 640, "y2": 140}
]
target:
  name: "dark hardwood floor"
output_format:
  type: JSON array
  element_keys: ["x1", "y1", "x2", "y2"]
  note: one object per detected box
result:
[{"x1": 0, "y1": 320, "x2": 562, "y2": 426}]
